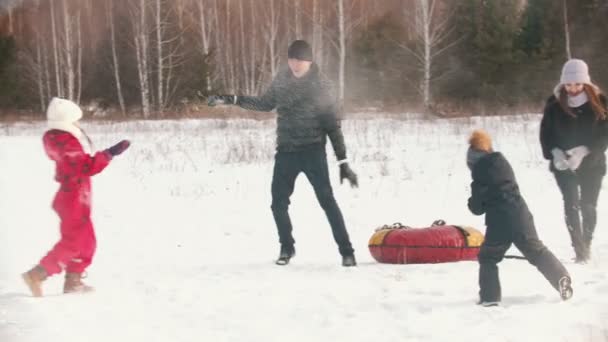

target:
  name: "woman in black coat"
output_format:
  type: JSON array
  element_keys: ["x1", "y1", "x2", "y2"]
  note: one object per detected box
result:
[
  {"x1": 467, "y1": 130, "x2": 572, "y2": 306},
  {"x1": 540, "y1": 59, "x2": 608, "y2": 263}
]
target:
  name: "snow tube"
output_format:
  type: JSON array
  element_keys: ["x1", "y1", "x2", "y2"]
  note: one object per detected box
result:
[{"x1": 368, "y1": 221, "x2": 484, "y2": 264}]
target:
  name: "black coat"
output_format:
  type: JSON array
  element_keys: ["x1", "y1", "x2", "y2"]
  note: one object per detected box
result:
[
  {"x1": 468, "y1": 152, "x2": 535, "y2": 243},
  {"x1": 236, "y1": 64, "x2": 347, "y2": 160},
  {"x1": 540, "y1": 94, "x2": 608, "y2": 173}
]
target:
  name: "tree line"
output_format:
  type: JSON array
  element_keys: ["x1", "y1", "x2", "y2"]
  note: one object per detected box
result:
[{"x1": 0, "y1": 0, "x2": 607, "y2": 118}]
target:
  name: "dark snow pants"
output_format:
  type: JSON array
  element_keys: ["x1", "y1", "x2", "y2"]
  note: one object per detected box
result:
[
  {"x1": 270, "y1": 147, "x2": 354, "y2": 256},
  {"x1": 553, "y1": 165, "x2": 604, "y2": 257},
  {"x1": 478, "y1": 211, "x2": 569, "y2": 302}
]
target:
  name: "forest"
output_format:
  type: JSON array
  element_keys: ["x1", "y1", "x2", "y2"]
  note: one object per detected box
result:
[{"x1": 0, "y1": 0, "x2": 607, "y2": 117}]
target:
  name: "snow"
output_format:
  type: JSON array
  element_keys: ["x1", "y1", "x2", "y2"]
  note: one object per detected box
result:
[{"x1": 1, "y1": 114, "x2": 607, "y2": 342}]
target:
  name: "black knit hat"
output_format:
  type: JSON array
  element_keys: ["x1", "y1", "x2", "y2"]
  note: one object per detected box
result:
[{"x1": 288, "y1": 40, "x2": 313, "y2": 61}]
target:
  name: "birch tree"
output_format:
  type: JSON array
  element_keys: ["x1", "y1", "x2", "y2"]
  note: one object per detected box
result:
[
  {"x1": 563, "y1": 0, "x2": 571, "y2": 59},
  {"x1": 196, "y1": 0, "x2": 213, "y2": 92},
  {"x1": 248, "y1": 0, "x2": 259, "y2": 93},
  {"x1": 263, "y1": 0, "x2": 280, "y2": 78},
  {"x1": 225, "y1": 0, "x2": 235, "y2": 92},
  {"x1": 132, "y1": 0, "x2": 151, "y2": 117},
  {"x1": 212, "y1": 0, "x2": 228, "y2": 91},
  {"x1": 107, "y1": 0, "x2": 126, "y2": 115},
  {"x1": 156, "y1": 0, "x2": 163, "y2": 110},
  {"x1": 400, "y1": 0, "x2": 459, "y2": 109},
  {"x1": 50, "y1": 0, "x2": 62, "y2": 98},
  {"x1": 328, "y1": 0, "x2": 363, "y2": 105},
  {"x1": 312, "y1": 0, "x2": 323, "y2": 65},
  {"x1": 294, "y1": 0, "x2": 302, "y2": 39},
  {"x1": 61, "y1": 0, "x2": 75, "y2": 101},
  {"x1": 238, "y1": 0, "x2": 250, "y2": 93},
  {"x1": 338, "y1": 0, "x2": 346, "y2": 103},
  {"x1": 36, "y1": 33, "x2": 45, "y2": 111},
  {"x1": 154, "y1": 0, "x2": 186, "y2": 110},
  {"x1": 76, "y1": 11, "x2": 82, "y2": 103},
  {"x1": 7, "y1": 5, "x2": 13, "y2": 35}
]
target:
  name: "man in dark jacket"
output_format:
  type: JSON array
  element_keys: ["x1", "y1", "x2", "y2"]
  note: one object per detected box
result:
[
  {"x1": 207, "y1": 40, "x2": 358, "y2": 267},
  {"x1": 467, "y1": 130, "x2": 572, "y2": 306}
]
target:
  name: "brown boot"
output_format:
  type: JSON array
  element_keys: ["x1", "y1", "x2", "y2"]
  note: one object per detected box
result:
[
  {"x1": 22, "y1": 265, "x2": 48, "y2": 297},
  {"x1": 63, "y1": 272, "x2": 94, "y2": 294}
]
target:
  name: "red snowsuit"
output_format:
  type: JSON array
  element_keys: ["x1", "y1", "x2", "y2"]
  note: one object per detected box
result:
[{"x1": 39, "y1": 129, "x2": 112, "y2": 276}]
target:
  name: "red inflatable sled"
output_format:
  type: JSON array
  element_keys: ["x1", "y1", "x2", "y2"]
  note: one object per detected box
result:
[{"x1": 368, "y1": 220, "x2": 484, "y2": 264}]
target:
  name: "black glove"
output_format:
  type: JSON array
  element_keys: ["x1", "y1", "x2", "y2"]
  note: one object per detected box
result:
[
  {"x1": 207, "y1": 95, "x2": 236, "y2": 106},
  {"x1": 339, "y1": 163, "x2": 358, "y2": 188},
  {"x1": 106, "y1": 140, "x2": 131, "y2": 157}
]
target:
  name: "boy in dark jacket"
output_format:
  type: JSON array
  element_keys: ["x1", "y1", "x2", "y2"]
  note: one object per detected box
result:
[{"x1": 467, "y1": 130, "x2": 572, "y2": 306}]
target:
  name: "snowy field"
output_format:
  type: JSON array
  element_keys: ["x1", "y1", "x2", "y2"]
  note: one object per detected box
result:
[{"x1": 1, "y1": 114, "x2": 607, "y2": 342}]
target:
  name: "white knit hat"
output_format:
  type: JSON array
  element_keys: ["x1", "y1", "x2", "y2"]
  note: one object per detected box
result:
[
  {"x1": 46, "y1": 97, "x2": 82, "y2": 123},
  {"x1": 560, "y1": 59, "x2": 591, "y2": 85},
  {"x1": 45, "y1": 97, "x2": 88, "y2": 151}
]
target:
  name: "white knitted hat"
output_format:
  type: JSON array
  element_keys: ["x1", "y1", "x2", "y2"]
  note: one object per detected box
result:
[
  {"x1": 560, "y1": 59, "x2": 591, "y2": 85},
  {"x1": 45, "y1": 98, "x2": 89, "y2": 152},
  {"x1": 46, "y1": 97, "x2": 83, "y2": 123}
]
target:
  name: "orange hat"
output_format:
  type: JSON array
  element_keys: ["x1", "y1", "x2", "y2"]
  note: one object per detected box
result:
[{"x1": 468, "y1": 129, "x2": 492, "y2": 152}]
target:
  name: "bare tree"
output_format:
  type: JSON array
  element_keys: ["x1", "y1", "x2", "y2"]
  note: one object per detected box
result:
[
  {"x1": 225, "y1": 0, "x2": 235, "y2": 92},
  {"x1": 155, "y1": 0, "x2": 164, "y2": 110},
  {"x1": 400, "y1": 0, "x2": 459, "y2": 110},
  {"x1": 338, "y1": 0, "x2": 346, "y2": 103},
  {"x1": 263, "y1": 0, "x2": 280, "y2": 78},
  {"x1": 248, "y1": 0, "x2": 259, "y2": 93},
  {"x1": 153, "y1": 0, "x2": 186, "y2": 111},
  {"x1": 50, "y1": 0, "x2": 62, "y2": 98},
  {"x1": 36, "y1": 33, "x2": 45, "y2": 111},
  {"x1": 294, "y1": 0, "x2": 301, "y2": 39},
  {"x1": 238, "y1": 0, "x2": 250, "y2": 93},
  {"x1": 312, "y1": 0, "x2": 322, "y2": 63},
  {"x1": 196, "y1": 0, "x2": 213, "y2": 92},
  {"x1": 43, "y1": 37, "x2": 51, "y2": 105},
  {"x1": 76, "y1": 11, "x2": 82, "y2": 103},
  {"x1": 329, "y1": 0, "x2": 364, "y2": 104},
  {"x1": 7, "y1": 5, "x2": 13, "y2": 34},
  {"x1": 107, "y1": 0, "x2": 126, "y2": 115},
  {"x1": 132, "y1": 0, "x2": 151, "y2": 117},
  {"x1": 563, "y1": 0, "x2": 571, "y2": 59},
  {"x1": 212, "y1": 0, "x2": 227, "y2": 91},
  {"x1": 62, "y1": 0, "x2": 75, "y2": 101}
]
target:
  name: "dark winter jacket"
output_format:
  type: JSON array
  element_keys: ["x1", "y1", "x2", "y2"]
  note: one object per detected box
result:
[
  {"x1": 540, "y1": 94, "x2": 608, "y2": 173},
  {"x1": 236, "y1": 64, "x2": 347, "y2": 160},
  {"x1": 468, "y1": 152, "x2": 534, "y2": 241}
]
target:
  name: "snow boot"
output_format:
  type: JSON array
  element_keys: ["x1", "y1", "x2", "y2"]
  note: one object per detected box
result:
[
  {"x1": 558, "y1": 276, "x2": 573, "y2": 301},
  {"x1": 63, "y1": 272, "x2": 94, "y2": 294},
  {"x1": 477, "y1": 300, "x2": 500, "y2": 307},
  {"x1": 342, "y1": 254, "x2": 357, "y2": 267},
  {"x1": 276, "y1": 245, "x2": 295, "y2": 266},
  {"x1": 22, "y1": 265, "x2": 48, "y2": 297}
]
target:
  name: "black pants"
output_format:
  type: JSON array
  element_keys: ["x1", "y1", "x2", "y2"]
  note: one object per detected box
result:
[
  {"x1": 553, "y1": 165, "x2": 604, "y2": 255},
  {"x1": 270, "y1": 147, "x2": 354, "y2": 256},
  {"x1": 478, "y1": 214, "x2": 569, "y2": 302}
]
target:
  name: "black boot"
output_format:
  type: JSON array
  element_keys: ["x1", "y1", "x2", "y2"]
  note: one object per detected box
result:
[
  {"x1": 276, "y1": 245, "x2": 295, "y2": 266},
  {"x1": 581, "y1": 203, "x2": 596, "y2": 261},
  {"x1": 342, "y1": 254, "x2": 357, "y2": 267},
  {"x1": 558, "y1": 276, "x2": 573, "y2": 301},
  {"x1": 565, "y1": 218, "x2": 586, "y2": 263}
]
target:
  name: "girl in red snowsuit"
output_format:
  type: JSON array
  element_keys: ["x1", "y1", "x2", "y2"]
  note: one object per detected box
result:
[{"x1": 22, "y1": 97, "x2": 130, "y2": 297}]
